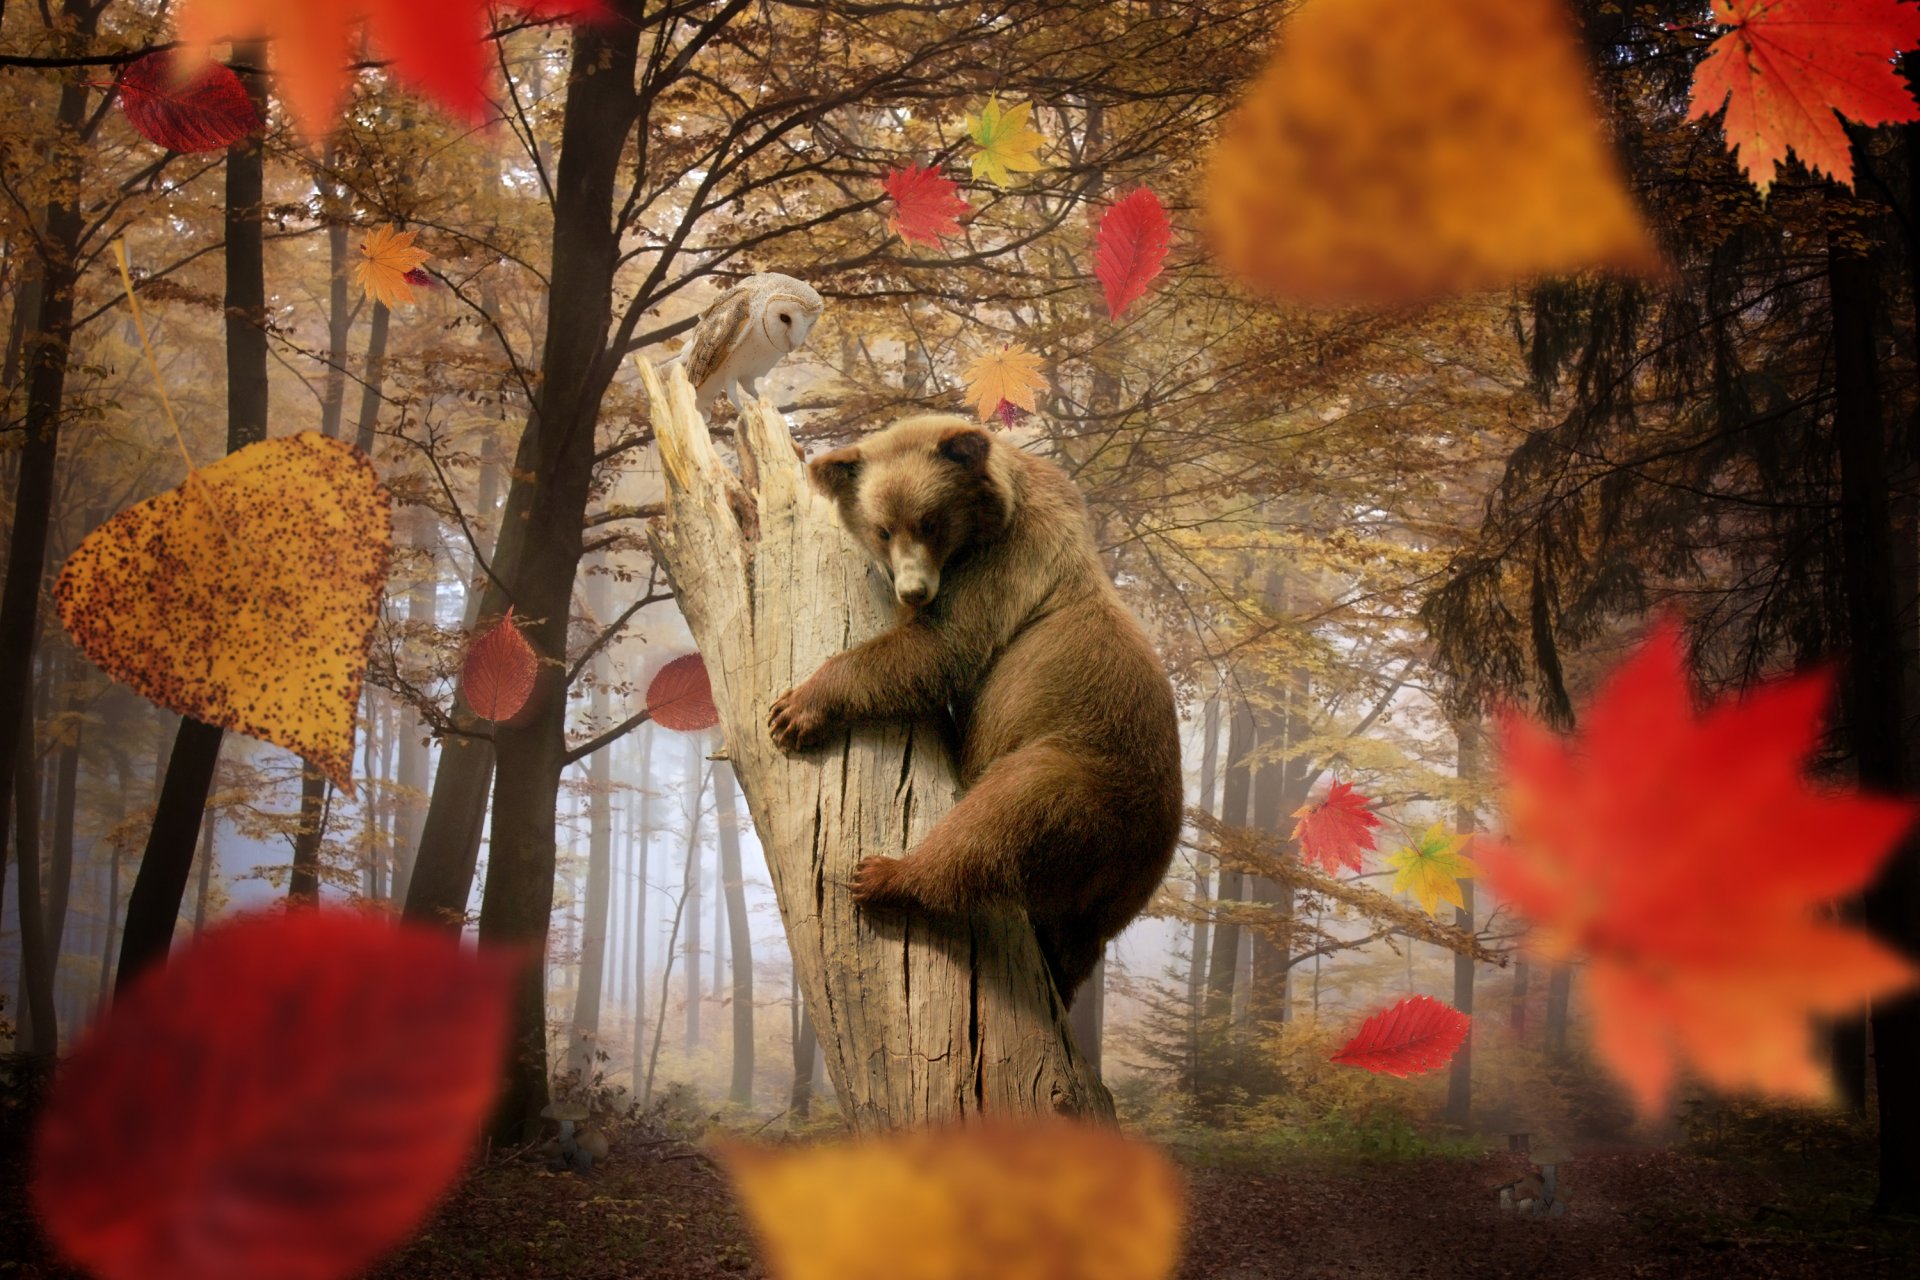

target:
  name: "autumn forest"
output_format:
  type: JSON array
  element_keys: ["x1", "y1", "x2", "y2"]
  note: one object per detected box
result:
[{"x1": 4, "y1": 1, "x2": 1920, "y2": 1278}]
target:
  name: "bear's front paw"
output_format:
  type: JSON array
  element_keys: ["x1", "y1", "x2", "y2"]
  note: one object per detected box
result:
[
  {"x1": 849, "y1": 856, "x2": 910, "y2": 908},
  {"x1": 768, "y1": 682, "x2": 832, "y2": 751}
]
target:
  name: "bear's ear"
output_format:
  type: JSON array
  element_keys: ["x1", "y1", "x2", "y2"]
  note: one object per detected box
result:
[
  {"x1": 936, "y1": 425, "x2": 991, "y2": 473},
  {"x1": 809, "y1": 446, "x2": 862, "y2": 499}
]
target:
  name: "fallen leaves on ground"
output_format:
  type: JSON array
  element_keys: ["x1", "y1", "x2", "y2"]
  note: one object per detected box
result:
[
  {"x1": 1479, "y1": 619, "x2": 1919, "y2": 1114},
  {"x1": 1292, "y1": 779, "x2": 1383, "y2": 875},
  {"x1": 115, "y1": 51, "x2": 262, "y2": 152},
  {"x1": 1688, "y1": 0, "x2": 1920, "y2": 193},
  {"x1": 1387, "y1": 823, "x2": 1476, "y2": 917},
  {"x1": 884, "y1": 164, "x2": 969, "y2": 247},
  {"x1": 460, "y1": 606, "x2": 539, "y2": 722},
  {"x1": 963, "y1": 344, "x2": 1047, "y2": 423},
  {"x1": 648, "y1": 653, "x2": 718, "y2": 731},
  {"x1": 355, "y1": 225, "x2": 433, "y2": 309},
  {"x1": 1202, "y1": 0, "x2": 1660, "y2": 305},
  {"x1": 967, "y1": 95, "x2": 1047, "y2": 187},
  {"x1": 1330, "y1": 994, "x2": 1471, "y2": 1077},
  {"x1": 32, "y1": 910, "x2": 518, "y2": 1280},
  {"x1": 718, "y1": 1119, "x2": 1183, "y2": 1280},
  {"x1": 1094, "y1": 188, "x2": 1172, "y2": 321},
  {"x1": 54, "y1": 433, "x2": 390, "y2": 793}
]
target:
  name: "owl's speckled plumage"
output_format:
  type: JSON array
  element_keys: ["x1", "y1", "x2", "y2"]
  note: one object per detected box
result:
[{"x1": 684, "y1": 273, "x2": 824, "y2": 414}]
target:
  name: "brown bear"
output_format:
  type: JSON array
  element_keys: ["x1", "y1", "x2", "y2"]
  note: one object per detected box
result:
[{"x1": 767, "y1": 413, "x2": 1183, "y2": 1006}]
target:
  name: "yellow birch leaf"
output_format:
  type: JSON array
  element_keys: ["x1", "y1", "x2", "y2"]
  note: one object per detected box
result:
[
  {"x1": 1386, "y1": 823, "x2": 1478, "y2": 917},
  {"x1": 967, "y1": 95, "x2": 1047, "y2": 187},
  {"x1": 962, "y1": 344, "x2": 1047, "y2": 422},
  {"x1": 1202, "y1": 0, "x2": 1662, "y2": 306},
  {"x1": 354, "y1": 225, "x2": 432, "y2": 309},
  {"x1": 717, "y1": 1119, "x2": 1183, "y2": 1280},
  {"x1": 54, "y1": 433, "x2": 392, "y2": 794}
]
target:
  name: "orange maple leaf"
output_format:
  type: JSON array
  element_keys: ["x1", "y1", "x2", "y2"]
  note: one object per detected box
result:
[
  {"x1": 353, "y1": 225, "x2": 432, "y2": 309},
  {"x1": 1479, "y1": 620, "x2": 1918, "y2": 1114},
  {"x1": 962, "y1": 345, "x2": 1047, "y2": 423},
  {"x1": 1688, "y1": 0, "x2": 1920, "y2": 193}
]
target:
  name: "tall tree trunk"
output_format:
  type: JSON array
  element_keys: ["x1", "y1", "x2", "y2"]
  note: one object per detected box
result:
[
  {"x1": 632, "y1": 724, "x2": 652, "y2": 1082},
  {"x1": 44, "y1": 687, "x2": 79, "y2": 968},
  {"x1": 288, "y1": 770, "x2": 326, "y2": 903},
  {"x1": 683, "y1": 736, "x2": 704, "y2": 1054},
  {"x1": 1544, "y1": 965, "x2": 1572, "y2": 1056},
  {"x1": 1205, "y1": 700, "x2": 1255, "y2": 1020},
  {"x1": 1186, "y1": 696, "x2": 1220, "y2": 1093},
  {"x1": 568, "y1": 671, "x2": 614, "y2": 1079},
  {"x1": 14, "y1": 718, "x2": 55, "y2": 1054},
  {"x1": 1444, "y1": 720, "x2": 1479, "y2": 1128},
  {"x1": 117, "y1": 42, "x2": 270, "y2": 988},
  {"x1": 192, "y1": 808, "x2": 214, "y2": 932},
  {"x1": 391, "y1": 508, "x2": 437, "y2": 900},
  {"x1": 317, "y1": 147, "x2": 351, "y2": 441},
  {"x1": 790, "y1": 978, "x2": 817, "y2": 1122},
  {"x1": 351, "y1": 303, "x2": 390, "y2": 457},
  {"x1": 716, "y1": 763, "x2": 755, "y2": 1106}
]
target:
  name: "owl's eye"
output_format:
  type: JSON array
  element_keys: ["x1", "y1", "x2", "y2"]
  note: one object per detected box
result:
[
  {"x1": 779, "y1": 312, "x2": 792, "y2": 325},
  {"x1": 877, "y1": 527, "x2": 892, "y2": 543}
]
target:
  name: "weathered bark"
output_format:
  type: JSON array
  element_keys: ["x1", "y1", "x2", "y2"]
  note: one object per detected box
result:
[
  {"x1": 1205, "y1": 700, "x2": 1255, "y2": 1020},
  {"x1": 1444, "y1": 720, "x2": 1479, "y2": 1128},
  {"x1": 716, "y1": 763, "x2": 755, "y2": 1106},
  {"x1": 643, "y1": 362, "x2": 1109, "y2": 1129},
  {"x1": 288, "y1": 770, "x2": 326, "y2": 903}
]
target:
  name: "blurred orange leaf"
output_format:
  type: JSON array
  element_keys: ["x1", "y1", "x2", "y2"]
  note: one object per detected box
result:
[
  {"x1": 1480, "y1": 619, "x2": 1919, "y2": 1114},
  {"x1": 54, "y1": 434, "x2": 391, "y2": 793},
  {"x1": 718, "y1": 1120, "x2": 1183, "y2": 1280},
  {"x1": 354, "y1": 225, "x2": 432, "y2": 309},
  {"x1": 1688, "y1": 0, "x2": 1920, "y2": 193},
  {"x1": 1202, "y1": 0, "x2": 1661, "y2": 305},
  {"x1": 460, "y1": 606, "x2": 538, "y2": 723},
  {"x1": 963, "y1": 345, "x2": 1047, "y2": 423}
]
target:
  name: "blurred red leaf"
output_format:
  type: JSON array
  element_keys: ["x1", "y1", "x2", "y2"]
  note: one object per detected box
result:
[
  {"x1": 33, "y1": 910, "x2": 517, "y2": 1280},
  {"x1": 1688, "y1": 0, "x2": 1920, "y2": 193},
  {"x1": 1291, "y1": 779, "x2": 1382, "y2": 875},
  {"x1": 648, "y1": 652, "x2": 718, "y2": 731},
  {"x1": 883, "y1": 164, "x2": 969, "y2": 247},
  {"x1": 116, "y1": 51, "x2": 262, "y2": 153},
  {"x1": 403, "y1": 266, "x2": 436, "y2": 287},
  {"x1": 1480, "y1": 619, "x2": 1919, "y2": 1113},
  {"x1": 460, "y1": 605, "x2": 538, "y2": 722},
  {"x1": 1330, "y1": 994, "x2": 1469, "y2": 1077},
  {"x1": 1094, "y1": 188, "x2": 1171, "y2": 320}
]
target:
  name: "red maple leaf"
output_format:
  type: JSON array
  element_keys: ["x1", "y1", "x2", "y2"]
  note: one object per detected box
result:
[
  {"x1": 460, "y1": 605, "x2": 539, "y2": 722},
  {"x1": 883, "y1": 164, "x2": 969, "y2": 248},
  {"x1": 1291, "y1": 779, "x2": 1383, "y2": 874},
  {"x1": 1688, "y1": 0, "x2": 1920, "y2": 192},
  {"x1": 33, "y1": 911, "x2": 518, "y2": 1280},
  {"x1": 1330, "y1": 994, "x2": 1470, "y2": 1077},
  {"x1": 1479, "y1": 619, "x2": 1919, "y2": 1113},
  {"x1": 115, "y1": 51, "x2": 263, "y2": 153},
  {"x1": 648, "y1": 652, "x2": 719, "y2": 731},
  {"x1": 1093, "y1": 188, "x2": 1171, "y2": 320},
  {"x1": 177, "y1": 0, "x2": 604, "y2": 140}
]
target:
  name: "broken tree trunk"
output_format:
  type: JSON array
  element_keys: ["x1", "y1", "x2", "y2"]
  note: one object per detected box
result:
[{"x1": 641, "y1": 362, "x2": 1109, "y2": 1131}]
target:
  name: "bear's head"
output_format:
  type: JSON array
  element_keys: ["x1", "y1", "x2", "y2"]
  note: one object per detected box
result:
[{"x1": 808, "y1": 415, "x2": 1010, "y2": 609}]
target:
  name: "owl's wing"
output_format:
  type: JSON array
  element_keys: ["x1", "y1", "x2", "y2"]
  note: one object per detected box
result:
[{"x1": 685, "y1": 287, "x2": 752, "y2": 388}]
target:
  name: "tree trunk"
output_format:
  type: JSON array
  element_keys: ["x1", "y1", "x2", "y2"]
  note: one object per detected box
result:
[
  {"x1": 391, "y1": 508, "x2": 436, "y2": 901},
  {"x1": 192, "y1": 807, "x2": 214, "y2": 932},
  {"x1": 568, "y1": 682, "x2": 614, "y2": 1079},
  {"x1": 1187, "y1": 696, "x2": 1220, "y2": 1092},
  {"x1": 716, "y1": 763, "x2": 755, "y2": 1106},
  {"x1": 1205, "y1": 700, "x2": 1255, "y2": 1020},
  {"x1": 351, "y1": 302, "x2": 390, "y2": 457},
  {"x1": 1544, "y1": 965, "x2": 1572, "y2": 1056},
  {"x1": 44, "y1": 691, "x2": 79, "y2": 968},
  {"x1": 288, "y1": 770, "x2": 326, "y2": 903},
  {"x1": 14, "y1": 719, "x2": 55, "y2": 1053},
  {"x1": 790, "y1": 979, "x2": 817, "y2": 1122},
  {"x1": 318, "y1": 148, "x2": 351, "y2": 441},
  {"x1": 1444, "y1": 720, "x2": 1479, "y2": 1128},
  {"x1": 643, "y1": 363, "x2": 1108, "y2": 1129},
  {"x1": 1070, "y1": 951, "x2": 1105, "y2": 1075},
  {"x1": 632, "y1": 724, "x2": 652, "y2": 1083},
  {"x1": 682, "y1": 736, "x2": 704, "y2": 1054}
]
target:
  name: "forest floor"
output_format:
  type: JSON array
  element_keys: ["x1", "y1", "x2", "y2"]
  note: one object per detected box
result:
[{"x1": 4, "y1": 1108, "x2": 1918, "y2": 1278}]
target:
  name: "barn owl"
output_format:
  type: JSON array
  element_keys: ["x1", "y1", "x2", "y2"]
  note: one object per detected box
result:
[{"x1": 684, "y1": 273, "x2": 824, "y2": 415}]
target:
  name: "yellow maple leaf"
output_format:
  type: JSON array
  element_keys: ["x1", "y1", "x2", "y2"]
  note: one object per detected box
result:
[
  {"x1": 1202, "y1": 0, "x2": 1660, "y2": 305},
  {"x1": 54, "y1": 434, "x2": 392, "y2": 794},
  {"x1": 353, "y1": 225, "x2": 432, "y2": 309},
  {"x1": 967, "y1": 95, "x2": 1047, "y2": 187},
  {"x1": 718, "y1": 1120, "x2": 1183, "y2": 1280},
  {"x1": 1387, "y1": 823, "x2": 1477, "y2": 917},
  {"x1": 962, "y1": 344, "x2": 1047, "y2": 423}
]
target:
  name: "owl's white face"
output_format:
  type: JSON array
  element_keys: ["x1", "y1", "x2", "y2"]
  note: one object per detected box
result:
[{"x1": 762, "y1": 295, "x2": 819, "y2": 354}]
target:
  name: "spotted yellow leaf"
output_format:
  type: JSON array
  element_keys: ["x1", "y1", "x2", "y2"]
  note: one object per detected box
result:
[
  {"x1": 1387, "y1": 823, "x2": 1478, "y2": 917},
  {"x1": 962, "y1": 344, "x2": 1047, "y2": 423},
  {"x1": 967, "y1": 95, "x2": 1047, "y2": 187},
  {"x1": 54, "y1": 434, "x2": 392, "y2": 793},
  {"x1": 718, "y1": 1119, "x2": 1183, "y2": 1280},
  {"x1": 354, "y1": 225, "x2": 432, "y2": 309}
]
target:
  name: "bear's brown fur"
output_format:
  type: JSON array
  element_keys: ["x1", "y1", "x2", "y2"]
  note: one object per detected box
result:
[{"x1": 767, "y1": 414, "x2": 1182, "y2": 1006}]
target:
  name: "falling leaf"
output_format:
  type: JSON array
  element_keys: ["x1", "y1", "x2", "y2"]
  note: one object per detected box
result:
[
  {"x1": 995, "y1": 398, "x2": 1028, "y2": 429},
  {"x1": 32, "y1": 910, "x2": 518, "y2": 1280},
  {"x1": 883, "y1": 164, "x2": 969, "y2": 247},
  {"x1": 1094, "y1": 188, "x2": 1172, "y2": 321},
  {"x1": 54, "y1": 433, "x2": 390, "y2": 793},
  {"x1": 962, "y1": 345, "x2": 1047, "y2": 423},
  {"x1": 718, "y1": 1119, "x2": 1183, "y2": 1280},
  {"x1": 1202, "y1": 0, "x2": 1661, "y2": 306},
  {"x1": 115, "y1": 51, "x2": 262, "y2": 153},
  {"x1": 648, "y1": 653, "x2": 718, "y2": 732},
  {"x1": 403, "y1": 266, "x2": 437, "y2": 288},
  {"x1": 176, "y1": 0, "x2": 602, "y2": 141},
  {"x1": 967, "y1": 95, "x2": 1047, "y2": 187},
  {"x1": 1292, "y1": 779, "x2": 1383, "y2": 875},
  {"x1": 460, "y1": 606, "x2": 538, "y2": 723},
  {"x1": 1479, "y1": 619, "x2": 1918, "y2": 1114},
  {"x1": 1387, "y1": 823, "x2": 1477, "y2": 917},
  {"x1": 1331, "y1": 994, "x2": 1471, "y2": 1077},
  {"x1": 1688, "y1": 0, "x2": 1920, "y2": 193},
  {"x1": 354, "y1": 225, "x2": 432, "y2": 309}
]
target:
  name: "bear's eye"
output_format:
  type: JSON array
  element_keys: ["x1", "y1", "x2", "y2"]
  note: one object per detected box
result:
[
  {"x1": 877, "y1": 527, "x2": 892, "y2": 543},
  {"x1": 917, "y1": 520, "x2": 937, "y2": 540}
]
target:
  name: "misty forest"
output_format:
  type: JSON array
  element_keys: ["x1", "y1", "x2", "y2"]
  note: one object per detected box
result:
[{"x1": 4, "y1": 1, "x2": 1920, "y2": 1278}]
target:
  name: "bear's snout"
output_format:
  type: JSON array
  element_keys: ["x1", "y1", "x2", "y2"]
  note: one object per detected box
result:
[{"x1": 889, "y1": 541, "x2": 939, "y2": 608}]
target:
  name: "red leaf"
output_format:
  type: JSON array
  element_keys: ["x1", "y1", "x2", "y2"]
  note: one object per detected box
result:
[
  {"x1": 647, "y1": 652, "x2": 718, "y2": 731},
  {"x1": 403, "y1": 267, "x2": 436, "y2": 287},
  {"x1": 1688, "y1": 0, "x2": 1920, "y2": 192},
  {"x1": 1330, "y1": 994, "x2": 1470, "y2": 1077},
  {"x1": 883, "y1": 164, "x2": 969, "y2": 247},
  {"x1": 460, "y1": 605, "x2": 538, "y2": 722},
  {"x1": 1093, "y1": 188, "x2": 1171, "y2": 320},
  {"x1": 1292, "y1": 779, "x2": 1383, "y2": 874},
  {"x1": 116, "y1": 51, "x2": 263, "y2": 153},
  {"x1": 32, "y1": 910, "x2": 517, "y2": 1280}
]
